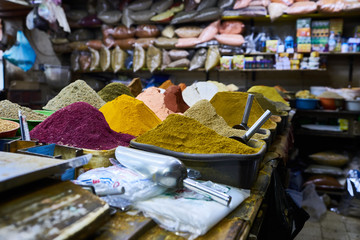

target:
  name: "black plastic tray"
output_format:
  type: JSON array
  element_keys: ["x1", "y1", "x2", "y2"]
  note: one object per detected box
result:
[{"x1": 130, "y1": 139, "x2": 267, "y2": 189}]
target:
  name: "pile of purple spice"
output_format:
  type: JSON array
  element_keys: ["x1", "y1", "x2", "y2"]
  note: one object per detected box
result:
[{"x1": 30, "y1": 102, "x2": 135, "y2": 150}]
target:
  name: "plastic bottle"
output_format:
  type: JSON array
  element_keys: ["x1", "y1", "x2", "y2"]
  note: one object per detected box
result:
[
  {"x1": 285, "y1": 36, "x2": 294, "y2": 53},
  {"x1": 328, "y1": 31, "x2": 336, "y2": 52},
  {"x1": 257, "y1": 33, "x2": 267, "y2": 52}
]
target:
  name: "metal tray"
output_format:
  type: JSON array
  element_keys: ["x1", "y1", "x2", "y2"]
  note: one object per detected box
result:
[
  {"x1": 130, "y1": 139, "x2": 266, "y2": 189},
  {"x1": 17, "y1": 144, "x2": 85, "y2": 180},
  {"x1": 17, "y1": 143, "x2": 83, "y2": 159},
  {"x1": 0, "y1": 152, "x2": 91, "y2": 192}
]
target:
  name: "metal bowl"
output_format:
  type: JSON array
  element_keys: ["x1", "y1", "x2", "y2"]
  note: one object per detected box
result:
[
  {"x1": 345, "y1": 100, "x2": 360, "y2": 111},
  {"x1": 43, "y1": 65, "x2": 71, "y2": 90}
]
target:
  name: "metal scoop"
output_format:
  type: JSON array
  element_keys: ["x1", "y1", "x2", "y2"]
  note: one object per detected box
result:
[
  {"x1": 114, "y1": 146, "x2": 232, "y2": 206},
  {"x1": 230, "y1": 110, "x2": 272, "y2": 144},
  {"x1": 233, "y1": 94, "x2": 254, "y2": 130}
]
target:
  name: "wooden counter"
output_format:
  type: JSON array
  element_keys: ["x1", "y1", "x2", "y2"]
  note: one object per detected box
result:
[
  {"x1": 92, "y1": 127, "x2": 292, "y2": 240},
  {"x1": 0, "y1": 127, "x2": 292, "y2": 240}
]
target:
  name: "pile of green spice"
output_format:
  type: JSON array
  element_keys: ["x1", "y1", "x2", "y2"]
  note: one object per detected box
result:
[
  {"x1": 0, "y1": 100, "x2": 47, "y2": 121},
  {"x1": 43, "y1": 80, "x2": 106, "y2": 111},
  {"x1": 98, "y1": 82, "x2": 134, "y2": 102},
  {"x1": 135, "y1": 114, "x2": 260, "y2": 155},
  {"x1": 251, "y1": 93, "x2": 286, "y2": 115},
  {"x1": 184, "y1": 100, "x2": 269, "y2": 140}
]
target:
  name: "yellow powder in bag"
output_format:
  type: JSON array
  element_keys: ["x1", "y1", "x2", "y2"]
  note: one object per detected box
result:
[
  {"x1": 210, "y1": 92, "x2": 277, "y2": 130},
  {"x1": 247, "y1": 85, "x2": 289, "y2": 106},
  {"x1": 100, "y1": 95, "x2": 161, "y2": 137}
]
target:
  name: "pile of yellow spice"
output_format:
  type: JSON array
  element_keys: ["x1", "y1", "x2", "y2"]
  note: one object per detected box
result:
[{"x1": 134, "y1": 114, "x2": 261, "y2": 155}]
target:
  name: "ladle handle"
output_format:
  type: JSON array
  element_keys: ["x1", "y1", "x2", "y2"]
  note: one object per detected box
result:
[
  {"x1": 183, "y1": 178, "x2": 232, "y2": 206},
  {"x1": 241, "y1": 94, "x2": 254, "y2": 127},
  {"x1": 243, "y1": 110, "x2": 272, "y2": 142}
]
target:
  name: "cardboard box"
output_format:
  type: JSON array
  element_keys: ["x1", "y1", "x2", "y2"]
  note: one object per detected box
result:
[
  {"x1": 311, "y1": 20, "x2": 330, "y2": 52},
  {"x1": 297, "y1": 18, "x2": 311, "y2": 53}
]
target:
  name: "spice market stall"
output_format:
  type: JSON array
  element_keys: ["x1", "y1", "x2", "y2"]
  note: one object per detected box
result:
[
  {"x1": 4, "y1": 0, "x2": 360, "y2": 238},
  {"x1": 0, "y1": 78, "x2": 299, "y2": 239}
]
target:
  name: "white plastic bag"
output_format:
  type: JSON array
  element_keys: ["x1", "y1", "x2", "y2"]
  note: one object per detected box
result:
[
  {"x1": 134, "y1": 182, "x2": 250, "y2": 240},
  {"x1": 301, "y1": 183, "x2": 327, "y2": 221}
]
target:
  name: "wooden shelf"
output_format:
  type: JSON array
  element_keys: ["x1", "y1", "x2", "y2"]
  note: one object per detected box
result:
[
  {"x1": 293, "y1": 109, "x2": 360, "y2": 139},
  {"x1": 231, "y1": 52, "x2": 360, "y2": 56},
  {"x1": 222, "y1": 11, "x2": 360, "y2": 21},
  {"x1": 295, "y1": 128, "x2": 358, "y2": 138},
  {"x1": 218, "y1": 68, "x2": 327, "y2": 72},
  {"x1": 319, "y1": 52, "x2": 360, "y2": 56},
  {"x1": 75, "y1": 68, "x2": 327, "y2": 74},
  {"x1": 295, "y1": 109, "x2": 360, "y2": 116}
]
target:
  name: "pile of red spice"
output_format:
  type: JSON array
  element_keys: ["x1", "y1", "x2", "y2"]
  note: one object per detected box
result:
[
  {"x1": 30, "y1": 102, "x2": 135, "y2": 150},
  {"x1": 164, "y1": 85, "x2": 189, "y2": 113}
]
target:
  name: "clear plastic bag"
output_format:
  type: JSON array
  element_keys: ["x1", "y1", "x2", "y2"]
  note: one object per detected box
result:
[
  {"x1": 309, "y1": 151, "x2": 349, "y2": 167},
  {"x1": 130, "y1": 10, "x2": 156, "y2": 23},
  {"x1": 197, "y1": 0, "x2": 217, "y2": 10},
  {"x1": 234, "y1": 0, "x2": 252, "y2": 9},
  {"x1": 189, "y1": 48, "x2": 207, "y2": 71},
  {"x1": 317, "y1": 0, "x2": 345, "y2": 13},
  {"x1": 175, "y1": 26, "x2": 203, "y2": 38},
  {"x1": 169, "y1": 49, "x2": 189, "y2": 61},
  {"x1": 161, "y1": 25, "x2": 175, "y2": 38},
  {"x1": 335, "y1": 169, "x2": 360, "y2": 217},
  {"x1": 154, "y1": 37, "x2": 178, "y2": 48},
  {"x1": 133, "y1": 43, "x2": 146, "y2": 72},
  {"x1": 215, "y1": 34, "x2": 245, "y2": 46},
  {"x1": 205, "y1": 45, "x2": 221, "y2": 71},
  {"x1": 128, "y1": 0, "x2": 153, "y2": 11},
  {"x1": 304, "y1": 164, "x2": 345, "y2": 176},
  {"x1": 97, "y1": 10, "x2": 122, "y2": 24},
  {"x1": 285, "y1": 1, "x2": 317, "y2": 14},
  {"x1": 175, "y1": 38, "x2": 200, "y2": 48},
  {"x1": 301, "y1": 183, "x2": 327, "y2": 221},
  {"x1": 111, "y1": 46, "x2": 127, "y2": 73},
  {"x1": 151, "y1": 0, "x2": 174, "y2": 13},
  {"x1": 193, "y1": 7, "x2": 222, "y2": 22},
  {"x1": 268, "y1": 3, "x2": 288, "y2": 21},
  {"x1": 146, "y1": 45, "x2": 162, "y2": 72},
  {"x1": 74, "y1": 165, "x2": 166, "y2": 202},
  {"x1": 219, "y1": 20, "x2": 245, "y2": 34},
  {"x1": 198, "y1": 20, "x2": 220, "y2": 43}
]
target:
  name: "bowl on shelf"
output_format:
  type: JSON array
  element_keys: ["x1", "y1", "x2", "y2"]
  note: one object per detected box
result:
[
  {"x1": 0, "y1": 120, "x2": 20, "y2": 138},
  {"x1": 345, "y1": 100, "x2": 360, "y2": 111},
  {"x1": 295, "y1": 98, "x2": 319, "y2": 110},
  {"x1": 43, "y1": 65, "x2": 71, "y2": 90},
  {"x1": 319, "y1": 98, "x2": 344, "y2": 110},
  {"x1": 310, "y1": 86, "x2": 327, "y2": 97}
]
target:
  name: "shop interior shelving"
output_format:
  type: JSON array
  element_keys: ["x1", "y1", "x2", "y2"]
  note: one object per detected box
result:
[
  {"x1": 292, "y1": 109, "x2": 360, "y2": 139},
  {"x1": 222, "y1": 11, "x2": 360, "y2": 21},
  {"x1": 74, "y1": 68, "x2": 327, "y2": 74},
  {"x1": 63, "y1": 9, "x2": 360, "y2": 85}
]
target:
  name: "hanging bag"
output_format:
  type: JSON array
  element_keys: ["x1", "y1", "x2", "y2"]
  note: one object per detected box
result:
[{"x1": 3, "y1": 31, "x2": 36, "y2": 72}]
